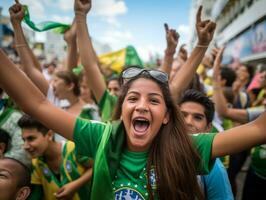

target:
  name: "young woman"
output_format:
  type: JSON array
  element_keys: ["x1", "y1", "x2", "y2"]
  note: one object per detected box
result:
[{"x1": 9, "y1": 3, "x2": 85, "y2": 116}]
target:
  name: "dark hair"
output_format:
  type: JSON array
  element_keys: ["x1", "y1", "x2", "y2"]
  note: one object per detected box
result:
[
  {"x1": 2, "y1": 157, "x2": 31, "y2": 187},
  {"x1": 0, "y1": 88, "x2": 3, "y2": 95},
  {"x1": 0, "y1": 128, "x2": 11, "y2": 153},
  {"x1": 179, "y1": 89, "x2": 215, "y2": 125},
  {"x1": 107, "y1": 74, "x2": 120, "y2": 87},
  {"x1": 18, "y1": 114, "x2": 49, "y2": 135},
  {"x1": 113, "y1": 71, "x2": 203, "y2": 200},
  {"x1": 55, "y1": 70, "x2": 81, "y2": 96},
  {"x1": 241, "y1": 64, "x2": 254, "y2": 86},
  {"x1": 220, "y1": 67, "x2": 236, "y2": 87},
  {"x1": 107, "y1": 74, "x2": 119, "y2": 83}
]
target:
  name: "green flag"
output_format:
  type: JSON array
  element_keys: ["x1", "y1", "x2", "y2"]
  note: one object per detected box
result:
[{"x1": 22, "y1": 5, "x2": 70, "y2": 34}]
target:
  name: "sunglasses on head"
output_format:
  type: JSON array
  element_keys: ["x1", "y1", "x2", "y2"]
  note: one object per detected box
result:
[{"x1": 121, "y1": 67, "x2": 169, "y2": 84}]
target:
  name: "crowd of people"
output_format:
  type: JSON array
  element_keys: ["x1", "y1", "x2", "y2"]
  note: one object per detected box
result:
[{"x1": 0, "y1": 0, "x2": 265, "y2": 199}]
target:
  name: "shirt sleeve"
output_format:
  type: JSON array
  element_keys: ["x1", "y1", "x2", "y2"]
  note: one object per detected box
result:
[
  {"x1": 203, "y1": 159, "x2": 234, "y2": 200},
  {"x1": 73, "y1": 117, "x2": 106, "y2": 162},
  {"x1": 191, "y1": 132, "x2": 217, "y2": 174},
  {"x1": 247, "y1": 107, "x2": 265, "y2": 122}
]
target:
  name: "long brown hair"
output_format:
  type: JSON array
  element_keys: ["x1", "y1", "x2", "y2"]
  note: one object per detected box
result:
[{"x1": 113, "y1": 73, "x2": 204, "y2": 200}]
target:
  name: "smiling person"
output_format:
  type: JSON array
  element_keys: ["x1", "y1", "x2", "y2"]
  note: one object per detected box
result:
[
  {"x1": 1, "y1": 1, "x2": 266, "y2": 200},
  {"x1": 17, "y1": 114, "x2": 92, "y2": 200},
  {"x1": 9, "y1": 2, "x2": 85, "y2": 115},
  {"x1": 1, "y1": 47, "x2": 266, "y2": 199},
  {"x1": 0, "y1": 157, "x2": 31, "y2": 200},
  {"x1": 179, "y1": 89, "x2": 233, "y2": 200}
]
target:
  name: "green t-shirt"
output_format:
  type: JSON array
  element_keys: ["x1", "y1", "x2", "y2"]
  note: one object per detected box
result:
[
  {"x1": 73, "y1": 117, "x2": 216, "y2": 199},
  {"x1": 30, "y1": 141, "x2": 90, "y2": 200},
  {"x1": 250, "y1": 144, "x2": 266, "y2": 178},
  {"x1": 79, "y1": 104, "x2": 101, "y2": 121},
  {"x1": 98, "y1": 90, "x2": 118, "y2": 122}
]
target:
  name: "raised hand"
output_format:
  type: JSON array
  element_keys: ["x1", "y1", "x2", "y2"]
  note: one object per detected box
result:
[
  {"x1": 196, "y1": 6, "x2": 216, "y2": 46},
  {"x1": 9, "y1": 0, "x2": 24, "y2": 24},
  {"x1": 74, "y1": 0, "x2": 91, "y2": 15},
  {"x1": 164, "y1": 23, "x2": 179, "y2": 54},
  {"x1": 64, "y1": 20, "x2": 77, "y2": 44},
  {"x1": 212, "y1": 47, "x2": 225, "y2": 82},
  {"x1": 177, "y1": 44, "x2": 188, "y2": 62}
]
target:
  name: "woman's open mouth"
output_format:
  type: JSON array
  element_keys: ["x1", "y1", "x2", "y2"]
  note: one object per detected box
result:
[{"x1": 133, "y1": 118, "x2": 150, "y2": 136}]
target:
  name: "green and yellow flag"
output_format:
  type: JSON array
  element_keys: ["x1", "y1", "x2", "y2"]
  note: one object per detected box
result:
[
  {"x1": 99, "y1": 45, "x2": 143, "y2": 74},
  {"x1": 22, "y1": 5, "x2": 70, "y2": 34}
]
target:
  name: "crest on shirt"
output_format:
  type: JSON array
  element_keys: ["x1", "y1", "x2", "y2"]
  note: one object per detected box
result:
[
  {"x1": 42, "y1": 167, "x2": 51, "y2": 178},
  {"x1": 66, "y1": 161, "x2": 72, "y2": 173},
  {"x1": 115, "y1": 188, "x2": 144, "y2": 200},
  {"x1": 149, "y1": 168, "x2": 156, "y2": 189}
]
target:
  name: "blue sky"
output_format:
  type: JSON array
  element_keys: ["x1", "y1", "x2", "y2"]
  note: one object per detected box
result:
[{"x1": 2, "y1": 0, "x2": 191, "y2": 61}]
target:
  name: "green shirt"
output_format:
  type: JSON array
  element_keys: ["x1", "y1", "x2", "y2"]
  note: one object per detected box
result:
[
  {"x1": 30, "y1": 141, "x2": 90, "y2": 200},
  {"x1": 250, "y1": 144, "x2": 266, "y2": 178},
  {"x1": 73, "y1": 117, "x2": 216, "y2": 199},
  {"x1": 98, "y1": 90, "x2": 118, "y2": 122},
  {"x1": 79, "y1": 104, "x2": 101, "y2": 121}
]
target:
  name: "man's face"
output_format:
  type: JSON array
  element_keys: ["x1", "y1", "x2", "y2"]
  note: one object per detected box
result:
[
  {"x1": 180, "y1": 102, "x2": 211, "y2": 134},
  {"x1": 0, "y1": 159, "x2": 23, "y2": 200},
  {"x1": 22, "y1": 128, "x2": 50, "y2": 158}
]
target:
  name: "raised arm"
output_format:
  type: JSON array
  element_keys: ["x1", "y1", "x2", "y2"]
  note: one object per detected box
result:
[
  {"x1": 170, "y1": 6, "x2": 216, "y2": 102},
  {"x1": 63, "y1": 21, "x2": 79, "y2": 72},
  {"x1": 158, "y1": 23, "x2": 179, "y2": 75},
  {"x1": 212, "y1": 111, "x2": 266, "y2": 158},
  {"x1": 212, "y1": 47, "x2": 248, "y2": 123},
  {"x1": 9, "y1": 2, "x2": 49, "y2": 95},
  {"x1": 74, "y1": 0, "x2": 106, "y2": 102},
  {"x1": 0, "y1": 49, "x2": 75, "y2": 140}
]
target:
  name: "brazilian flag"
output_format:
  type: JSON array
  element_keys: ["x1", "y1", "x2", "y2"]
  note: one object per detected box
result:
[{"x1": 99, "y1": 45, "x2": 143, "y2": 74}]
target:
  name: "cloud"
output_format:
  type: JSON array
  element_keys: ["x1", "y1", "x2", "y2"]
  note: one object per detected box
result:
[
  {"x1": 177, "y1": 24, "x2": 190, "y2": 44},
  {"x1": 51, "y1": 15, "x2": 73, "y2": 24},
  {"x1": 135, "y1": 44, "x2": 163, "y2": 62},
  {"x1": 177, "y1": 24, "x2": 190, "y2": 35},
  {"x1": 104, "y1": 17, "x2": 121, "y2": 28},
  {"x1": 19, "y1": 0, "x2": 45, "y2": 19},
  {"x1": 98, "y1": 29, "x2": 133, "y2": 49},
  {"x1": 92, "y1": 0, "x2": 127, "y2": 17},
  {"x1": 56, "y1": 0, "x2": 127, "y2": 17},
  {"x1": 57, "y1": 0, "x2": 73, "y2": 11}
]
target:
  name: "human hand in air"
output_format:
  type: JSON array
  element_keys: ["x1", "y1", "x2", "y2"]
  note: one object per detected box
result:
[
  {"x1": 164, "y1": 23, "x2": 179, "y2": 54},
  {"x1": 177, "y1": 44, "x2": 188, "y2": 62},
  {"x1": 74, "y1": 0, "x2": 92, "y2": 15},
  {"x1": 9, "y1": 0, "x2": 24, "y2": 24},
  {"x1": 196, "y1": 6, "x2": 216, "y2": 46},
  {"x1": 64, "y1": 21, "x2": 77, "y2": 44},
  {"x1": 212, "y1": 47, "x2": 225, "y2": 82}
]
